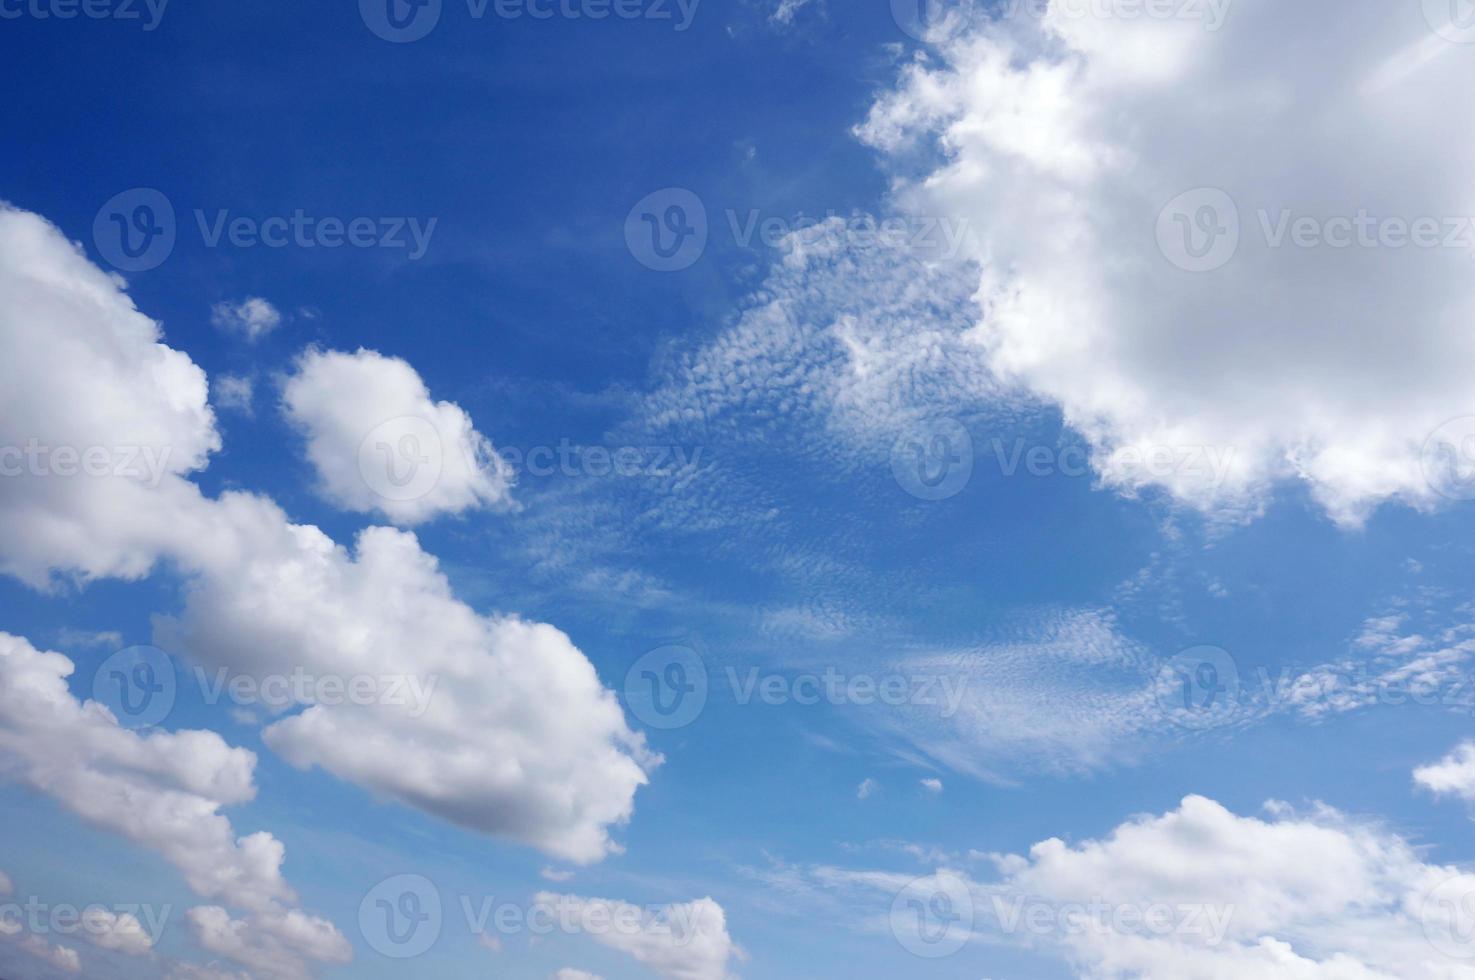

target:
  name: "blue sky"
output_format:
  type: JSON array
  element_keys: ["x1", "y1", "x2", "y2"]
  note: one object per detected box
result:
[{"x1": 6, "y1": 1, "x2": 1475, "y2": 978}]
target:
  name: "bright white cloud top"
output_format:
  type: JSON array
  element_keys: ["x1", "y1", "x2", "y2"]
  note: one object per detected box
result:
[
  {"x1": 859, "y1": 0, "x2": 1475, "y2": 525},
  {"x1": 282, "y1": 347, "x2": 515, "y2": 524}
]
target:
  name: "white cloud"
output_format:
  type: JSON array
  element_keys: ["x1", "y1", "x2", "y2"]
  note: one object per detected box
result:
[
  {"x1": 858, "y1": 1, "x2": 1475, "y2": 526},
  {"x1": 0, "y1": 205, "x2": 219, "y2": 590},
  {"x1": 534, "y1": 893, "x2": 741, "y2": 980},
  {"x1": 53, "y1": 628, "x2": 124, "y2": 650},
  {"x1": 551, "y1": 970, "x2": 603, "y2": 980},
  {"x1": 77, "y1": 908, "x2": 155, "y2": 956},
  {"x1": 801, "y1": 795, "x2": 1475, "y2": 978},
  {"x1": 0, "y1": 204, "x2": 653, "y2": 866},
  {"x1": 857, "y1": 778, "x2": 879, "y2": 799},
  {"x1": 281, "y1": 347, "x2": 515, "y2": 524},
  {"x1": 919, "y1": 777, "x2": 943, "y2": 794},
  {"x1": 213, "y1": 375, "x2": 254, "y2": 415},
  {"x1": 1416, "y1": 743, "x2": 1475, "y2": 803},
  {"x1": 185, "y1": 905, "x2": 351, "y2": 980},
  {"x1": 210, "y1": 298, "x2": 282, "y2": 342},
  {"x1": 0, "y1": 631, "x2": 346, "y2": 979},
  {"x1": 769, "y1": 0, "x2": 813, "y2": 27}
]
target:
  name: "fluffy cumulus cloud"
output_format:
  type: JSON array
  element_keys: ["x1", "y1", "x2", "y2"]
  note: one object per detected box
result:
[
  {"x1": 795, "y1": 795, "x2": 1475, "y2": 978},
  {"x1": 0, "y1": 205, "x2": 219, "y2": 589},
  {"x1": 0, "y1": 203, "x2": 654, "y2": 866},
  {"x1": 551, "y1": 970, "x2": 604, "y2": 980},
  {"x1": 281, "y1": 347, "x2": 515, "y2": 524},
  {"x1": 858, "y1": 0, "x2": 1475, "y2": 525},
  {"x1": 535, "y1": 893, "x2": 741, "y2": 980},
  {"x1": 0, "y1": 632, "x2": 347, "y2": 979}
]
